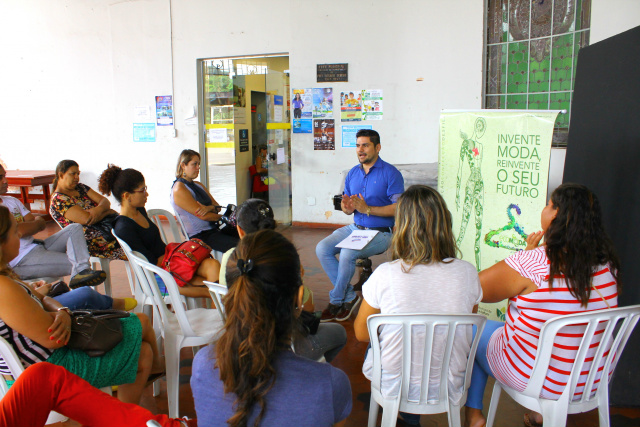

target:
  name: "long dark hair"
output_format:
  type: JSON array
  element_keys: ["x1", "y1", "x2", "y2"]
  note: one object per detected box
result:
[
  {"x1": 216, "y1": 230, "x2": 302, "y2": 427},
  {"x1": 391, "y1": 185, "x2": 457, "y2": 271},
  {"x1": 545, "y1": 183, "x2": 621, "y2": 306},
  {"x1": 52, "y1": 159, "x2": 79, "y2": 190},
  {"x1": 236, "y1": 199, "x2": 276, "y2": 233},
  {"x1": 97, "y1": 164, "x2": 145, "y2": 203}
]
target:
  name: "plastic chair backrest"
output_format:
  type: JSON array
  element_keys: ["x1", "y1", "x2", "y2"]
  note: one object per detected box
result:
[
  {"x1": 147, "y1": 208, "x2": 185, "y2": 244},
  {"x1": 172, "y1": 208, "x2": 190, "y2": 241},
  {"x1": 249, "y1": 165, "x2": 268, "y2": 192},
  {"x1": 367, "y1": 313, "x2": 486, "y2": 414},
  {"x1": 521, "y1": 305, "x2": 640, "y2": 406},
  {"x1": 129, "y1": 253, "x2": 199, "y2": 337},
  {"x1": 204, "y1": 281, "x2": 227, "y2": 321}
]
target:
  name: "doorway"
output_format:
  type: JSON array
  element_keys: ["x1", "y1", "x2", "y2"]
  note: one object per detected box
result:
[{"x1": 197, "y1": 55, "x2": 292, "y2": 224}]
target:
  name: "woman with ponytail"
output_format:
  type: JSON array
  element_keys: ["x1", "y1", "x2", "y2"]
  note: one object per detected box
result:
[
  {"x1": 218, "y1": 198, "x2": 347, "y2": 363},
  {"x1": 191, "y1": 230, "x2": 352, "y2": 427}
]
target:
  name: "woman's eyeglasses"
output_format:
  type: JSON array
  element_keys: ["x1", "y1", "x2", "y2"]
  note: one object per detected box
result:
[{"x1": 132, "y1": 186, "x2": 148, "y2": 193}]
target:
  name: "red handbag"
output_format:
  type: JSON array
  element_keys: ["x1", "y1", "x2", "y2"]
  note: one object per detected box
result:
[{"x1": 163, "y1": 238, "x2": 212, "y2": 286}]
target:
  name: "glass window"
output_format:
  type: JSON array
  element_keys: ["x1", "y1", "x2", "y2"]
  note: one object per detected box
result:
[{"x1": 485, "y1": 0, "x2": 591, "y2": 146}]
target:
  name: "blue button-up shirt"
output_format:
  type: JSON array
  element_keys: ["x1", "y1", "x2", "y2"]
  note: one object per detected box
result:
[{"x1": 344, "y1": 157, "x2": 404, "y2": 228}]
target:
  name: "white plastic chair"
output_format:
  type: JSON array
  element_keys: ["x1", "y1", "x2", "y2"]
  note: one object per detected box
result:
[
  {"x1": 204, "y1": 281, "x2": 228, "y2": 321},
  {"x1": 173, "y1": 208, "x2": 224, "y2": 262},
  {"x1": 367, "y1": 313, "x2": 487, "y2": 427},
  {"x1": 147, "y1": 209, "x2": 185, "y2": 244},
  {"x1": 129, "y1": 252, "x2": 224, "y2": 418},
  {"x1": 0, "y1": 336, "x2": 68, "y2": 424},
  {"x1": 486, "y1": 305, "x2": 640, "y2": 427}
]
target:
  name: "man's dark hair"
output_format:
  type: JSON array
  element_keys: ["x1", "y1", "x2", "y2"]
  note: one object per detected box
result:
[{"x1": 356, "y1": 129, "x2": 380, "y2": 146}]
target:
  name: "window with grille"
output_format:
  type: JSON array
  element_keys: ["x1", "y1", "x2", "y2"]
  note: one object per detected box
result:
[{"x1": 485, "y1": 0, "x2": 591, "y2": 146}]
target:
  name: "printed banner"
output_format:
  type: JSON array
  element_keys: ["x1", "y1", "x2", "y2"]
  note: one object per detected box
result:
[
  {"x1": 340, "y1": 90, "x2": 362, "y2": 121},
  {"x1": 313, "y1": 88, "x2": 333, "y2": 118},
  {"x1": 438, "y1": 110, "x2": 559, "y2": 321},
  {"x1": 362, "y1": 89, "x2": 383, "y2": 120},
  {"x1": 314, "y1": 119, "x2": 335, "y2": 150}
]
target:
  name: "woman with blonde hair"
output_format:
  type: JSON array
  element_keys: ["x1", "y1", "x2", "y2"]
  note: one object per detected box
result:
[
  {"x1": 355, "y1": 185, "x2": 482, "y2": 426},
  {"x1": 170, "y1": 149, "x2": 239, "y2": 252},
  {"x1": 191, "y1": 229, "x2": 352, "y2": 427}
]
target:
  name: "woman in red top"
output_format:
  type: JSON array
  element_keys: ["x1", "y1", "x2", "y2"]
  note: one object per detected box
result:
[{"x1": 464, "y1": 183, "x2": 621, "y2": 427}]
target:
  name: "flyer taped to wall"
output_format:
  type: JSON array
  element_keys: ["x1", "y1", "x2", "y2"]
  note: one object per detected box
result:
[{"x1": 438, "y1": 109, "x2": 559, "y2": 321}]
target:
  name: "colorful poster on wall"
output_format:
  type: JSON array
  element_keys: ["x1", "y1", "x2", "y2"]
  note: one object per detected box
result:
[
  {"x1": 133, "y1": 123, "x2": 156, "y2": 142},
  {"x1": 292, "y1": 88, "x2": 312, "y2": 119},
  {"x1": 293, "y1": 118, "x2": 312, "y2": 133},
  {"x1": 362, "y1": 89, "x2": 383, "y2": 121},
  {"x1": 341, "y1": 124, "x2": 373, "y2": 148},
  {"x1": 438, "y1": 110, "x2": 559, "y2": 321},
  {"x1": 155, "y1": 96, "x2": 173, "y2": 126},
  {"x1": 312, "y1": 88, "x2": 333, "y2": 118},
  {"x1": 340, "y1": 90, "x2": 362, "y2": 121},
  {"x1": 314, "y1": 119, "x2": 335, "y2": 150}
]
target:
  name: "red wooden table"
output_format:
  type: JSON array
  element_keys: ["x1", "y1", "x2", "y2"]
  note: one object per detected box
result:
[{"x1": 6, "y1": 170, "x2": 56, "y2": 220}]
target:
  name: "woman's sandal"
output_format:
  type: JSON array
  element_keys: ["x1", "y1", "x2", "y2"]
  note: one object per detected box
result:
[{"x1": 523, "y1": 412, "x2": 543, "y2": 427}]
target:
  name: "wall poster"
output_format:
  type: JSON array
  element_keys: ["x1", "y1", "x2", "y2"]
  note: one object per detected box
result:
[
  {"x1": 438, "y1": 110, "x2": 559, "y2": 320},
  {"x1": 155, "y1": 95, "x2": 173, "y2": 126},
  {"x1": 313, "y1": 119, "x2": 335, "y2": 150},
  {"x1": 313, "y1": 88, "x2": 333, "y2": 119},
  {"x1": 340, "y1": 90, "x2": 362, "y2": 121},
  {"x1": 362, "y1": 89, "x2": 383, "y2": 120}
]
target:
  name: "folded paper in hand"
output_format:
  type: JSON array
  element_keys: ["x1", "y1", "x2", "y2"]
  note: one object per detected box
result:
[{"x1": 335, "y1": 230, "x2": 379, "y2": 250}]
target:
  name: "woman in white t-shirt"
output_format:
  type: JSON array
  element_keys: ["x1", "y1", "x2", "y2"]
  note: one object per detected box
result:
[{"x1": 354, "y1": 185, "x2": 482, "y2": 426}]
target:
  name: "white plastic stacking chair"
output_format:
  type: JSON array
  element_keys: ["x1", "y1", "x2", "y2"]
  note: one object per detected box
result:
[
  {"x1": 173, "y1": 208, "x2": 224, "y2": 262},
  {"x1": 204, "y1": 281, "x2": 228, "y2": 321},
  {"x1": 486, "y1": 305, "x2": 640, "y2": 427},
  {"x1": 147, "y1": 209, "x2": 185, "y2": 244},
  {"x1": 367, "y1": 313, "x2": 487, "y2": 427},
  {"x1": 0, "y1": 336, "x2": 68, "y2": 424},
  {"x1": 130, "y1": 253, "x2": 224, "y2": 418}
]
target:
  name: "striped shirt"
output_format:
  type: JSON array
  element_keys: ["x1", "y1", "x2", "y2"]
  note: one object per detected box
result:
[
  {"x1": 487, "y1": 246, "x2": 618, "y2": 400},
  {"x1": 0, "y1": 282, "x2": 53, "y2": 374}
]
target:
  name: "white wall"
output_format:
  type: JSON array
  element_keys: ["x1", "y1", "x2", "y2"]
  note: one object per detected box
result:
[{"x1": 0, "y1": 0, "x2": 637, "y2": 221}]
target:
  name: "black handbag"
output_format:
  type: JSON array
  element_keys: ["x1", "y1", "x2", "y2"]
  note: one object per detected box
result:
[
  {"x1": 87, "y1": 213, "x2": 119, "y2": 243},
  {"x1": 67, "y1": 309, "x2": 131, "y2": 357}
]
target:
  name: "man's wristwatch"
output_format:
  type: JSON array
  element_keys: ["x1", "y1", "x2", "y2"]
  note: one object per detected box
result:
[{"x1": 366, "y1": 206, "x2": 371, "y2": 217}]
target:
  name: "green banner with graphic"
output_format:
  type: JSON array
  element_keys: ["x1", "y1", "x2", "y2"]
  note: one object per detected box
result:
[{"x1": 438, "y1": 110, "x2": 559, "y2": 321}]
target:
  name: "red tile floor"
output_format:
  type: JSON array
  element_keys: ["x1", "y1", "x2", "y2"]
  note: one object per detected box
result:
[{"x1": 36, "y1": 222, "x2": 639, "y2": 427}]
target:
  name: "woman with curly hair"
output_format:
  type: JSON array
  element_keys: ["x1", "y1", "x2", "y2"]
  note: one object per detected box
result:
[
  {"x1": 464, "y1": 183, "x2": 621, "y2": 427},
  {"x1": 191, "y1": 229, "x2": 352, "y2": 427},
  {"x1": 98, "y1": 164, "x2": 219, "y2": 298}
]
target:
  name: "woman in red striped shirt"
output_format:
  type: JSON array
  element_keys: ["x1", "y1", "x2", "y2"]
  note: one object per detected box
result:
[{"x1": 464, "y1": 184, "x2": 621, "y2": 427}]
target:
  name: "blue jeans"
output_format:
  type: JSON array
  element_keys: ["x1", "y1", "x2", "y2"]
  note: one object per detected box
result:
[
  {"x1": 53, "y1": 287, "x2": 113, "y2": 310},
  {"x1": 465, "y1": 320, "x2": 505, "y2": 410},
  {"x1": 315, "y1": 224, "x2": 392, "y2": 305}
]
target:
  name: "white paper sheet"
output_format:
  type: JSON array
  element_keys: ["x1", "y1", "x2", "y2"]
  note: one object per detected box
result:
[{"x1": 335, "y1": 230, "x2": 379, "y2": 250}]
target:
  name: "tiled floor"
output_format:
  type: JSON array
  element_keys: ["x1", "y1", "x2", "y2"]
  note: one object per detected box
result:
[{"x1": 37, "y1": 222, "x2": 639, "y2": 427}]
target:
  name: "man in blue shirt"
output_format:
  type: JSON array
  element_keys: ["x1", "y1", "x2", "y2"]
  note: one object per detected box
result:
[{"x1": 317, "y1": 129, "x2": 404, "y2": 321}]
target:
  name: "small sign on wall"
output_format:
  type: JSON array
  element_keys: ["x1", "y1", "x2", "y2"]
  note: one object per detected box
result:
[
  {"x1": 317, "y1": 63, "x2": 348, "y2": 82},
  {"x1": 239, "y1": 129, "x2": 249, "y2": 152}
]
